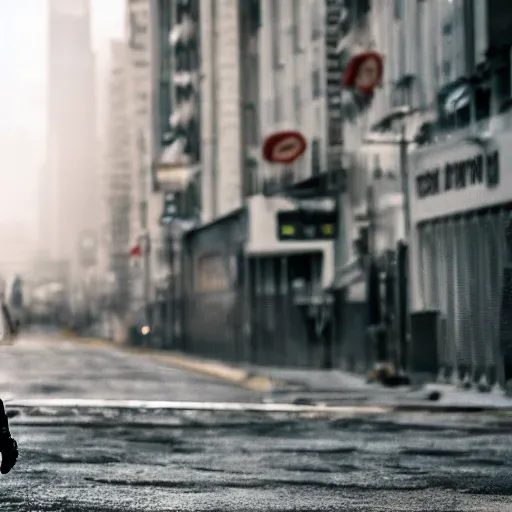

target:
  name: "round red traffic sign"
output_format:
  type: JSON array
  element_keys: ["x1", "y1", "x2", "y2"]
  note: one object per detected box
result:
[
  {"x1": 262, "y1": 131, "x2": 307, "y2": 164},
  {"x1": 343, "y1": 51, "x2": 384, "y2": 95}
]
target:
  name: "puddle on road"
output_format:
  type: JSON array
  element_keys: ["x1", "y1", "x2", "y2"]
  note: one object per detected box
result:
[{"x1": 400, "y1": 448, "x2": 470, "y2": 457}]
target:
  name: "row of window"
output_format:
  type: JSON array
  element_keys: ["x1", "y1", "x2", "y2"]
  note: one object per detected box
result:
[
  {"x1": 271, "y1": 0, "x2": 324, "y2": 67},
  {"x1": 264, "y1": 87, "x2": 323, "y2": 129}
]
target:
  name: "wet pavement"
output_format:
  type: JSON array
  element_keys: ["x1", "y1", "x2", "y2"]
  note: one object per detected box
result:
[
  {"x1": 1, "y1": 336, "x2": 512, "y2": 511},
  {"x1": 0, "y1": 336, "x2": 258, "y2": 402}
]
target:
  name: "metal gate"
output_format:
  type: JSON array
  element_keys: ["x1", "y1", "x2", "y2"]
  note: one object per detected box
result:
[
  {"x1": 248, "y1": 253, "x2": 335, "y2": 368},
  {"x1": 417, "y1": 207, "x2": 511, "y2": 386}
]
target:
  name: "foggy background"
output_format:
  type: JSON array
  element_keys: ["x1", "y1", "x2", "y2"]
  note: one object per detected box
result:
[{"x1": 0, "y1": 0, "x2": 124, "y2": 278}]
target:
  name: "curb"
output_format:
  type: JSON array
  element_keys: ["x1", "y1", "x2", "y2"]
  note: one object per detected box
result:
[
  {"x1": 79, "y1": 338, "x2": 277, "y2": 392},
  {"x1": 390, "y1": 403, "x2": 512, "y2": 413}
]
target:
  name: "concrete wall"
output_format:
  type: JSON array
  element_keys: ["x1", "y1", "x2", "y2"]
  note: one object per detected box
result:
[{"x1": 200, "y1": 0, "x2": 243, "y2": 221}]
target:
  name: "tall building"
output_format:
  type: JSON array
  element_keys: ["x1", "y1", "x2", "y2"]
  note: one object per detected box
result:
[
  {"x1": 171, "y1": 0, "x2": 339, "y2": 367},
  {"x1": 43, "y1": 0, "x2": 98, "y2": 273},
  {"x1": 104, "y1": 40, "x2": 132, "y2": 313},
  {"x1": 200, "y1": 0, "x2": 245, "y2": 221},
  {"x1": 125, "y1": 0, "x2": 161, "y2": 309},
  {"x1": 155, "y1": 0, "x2": 201, "y2": 211}
]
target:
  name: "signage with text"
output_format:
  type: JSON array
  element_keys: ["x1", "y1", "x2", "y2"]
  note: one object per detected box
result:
[
  {"x1": 277, "y1": 211, "x2": 337, "y2": 241},
  {"x1": 416, "y1": 151, "x2": 500, "y2": 199}
]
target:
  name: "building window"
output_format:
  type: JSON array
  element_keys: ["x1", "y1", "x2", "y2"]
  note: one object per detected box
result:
[
  {"x1": 442, "y1": 60, "x2": 451, "y2": 80},
  {"x1": 393, "y1": 0, "x2": 403, "y2": 21},
  {"x1": 275, "y1": 70, "x2": 284, "y2": 123},
  {"x1": 271, "y1": 1, "x2": 282, "y2": 68},
  {"x1": 311, "y1": 0, "x2": 322, "y2": 40},
  {"x1": 292, "y1": 0, "x2": 302, "y2": 52},
  {"x1": 293, "y1": 85, "x2": 301, "y2": 124},
  {"x1": 265, "y1": 98, "x2": 274, "y2": 124},
  {"x1": 328, "y1": 120, "x2": 341, "y2": 147},
  {"x1": 312, "y1": 47, "x2": 322, "y2": 98},
  {"x1": 243, "y1": 103, "x2": 259, "y2": 146},
  {"x1": 312, "y1": 68, "x2": 321, "y2": 99},
  {"x1": 159, "y1": 82, "x2": 171, "y2": 145},
  {"x1": 274, "y1": 95, "x2": 283, "y2": 123},
  {"x1": 311, "y1": 139, "x2": 321, "y2": 176},
  {"x1": 247, "y1": 0, "x2": 261, "y2": 32}
]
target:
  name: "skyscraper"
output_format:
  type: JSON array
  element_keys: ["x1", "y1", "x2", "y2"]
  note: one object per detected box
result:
[
  {"x1": 42, "y1": 0, "x2": 98, "y2": 273},
  {"x1": 104, "y1": 39, "x2": 132, "y2": 314}
]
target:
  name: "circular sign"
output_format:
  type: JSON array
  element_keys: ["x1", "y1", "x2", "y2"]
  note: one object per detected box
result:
[
  {"x1": 343, "y1": 51, "x2": 384, "y2": 95},
  {"x1": 262, "y1": 131, "x2": 307, "y2": 165}
]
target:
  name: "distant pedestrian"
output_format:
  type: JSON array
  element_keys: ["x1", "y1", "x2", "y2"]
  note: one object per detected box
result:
[{"x1": 2, "y1": 301, "x2": 16, "y2": 337}]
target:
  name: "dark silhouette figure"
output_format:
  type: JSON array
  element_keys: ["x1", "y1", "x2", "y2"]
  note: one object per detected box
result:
[
  {"x1": 9, "y1": 276, "x2": 23, "y2": 311},
  {"x1": 2, "y1": 302, "x2": 16, "y2": 336},
  {"x1": 0, "y1": 400, "x2": 18, "y2": 474}
]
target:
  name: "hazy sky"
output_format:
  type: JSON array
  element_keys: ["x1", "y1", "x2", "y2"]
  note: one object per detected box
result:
[{"x1": 0, "y1": 0, "x2": 124, "y2": 238}]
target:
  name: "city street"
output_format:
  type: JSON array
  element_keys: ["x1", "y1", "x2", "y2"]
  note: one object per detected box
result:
[{"x1": 1, "y1": 336, "x2": 512, "y2": 511}]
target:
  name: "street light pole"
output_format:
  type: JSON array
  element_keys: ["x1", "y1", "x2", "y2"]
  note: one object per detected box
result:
[
  {"x1": 362, "y1": 111, "x2": 414, "y2": 377},
  {"x1": 399, "y1": 121, "x2": 411, "y2": 235},
  {"x1": 398, "y1": 120, "x2": 411, "y2": 375},
  {"x1": 144, "y1": 233, "x2": 151, "y2": 325},
  {"x1": 138, "y1": 130, "x2": 151, "y2": 332}
]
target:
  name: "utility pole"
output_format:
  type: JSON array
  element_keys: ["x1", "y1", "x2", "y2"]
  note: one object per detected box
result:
[
  {"x1": 397, "y1": 119, "x2": 410, "y2": 374},
  {"x1": 138, "y1": 130, "x2": 151, "y2": 329},
  {"x1": 363, "y1": 104, "x2": 416, "y2": 375},
  {"x1": 399, "y1": 121, "x2": 411, "y2": 235}
]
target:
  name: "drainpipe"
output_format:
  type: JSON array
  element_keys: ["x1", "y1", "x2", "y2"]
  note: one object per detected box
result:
[{"x1": 211, "y1": 0, "x2": 218, "y2": 218}]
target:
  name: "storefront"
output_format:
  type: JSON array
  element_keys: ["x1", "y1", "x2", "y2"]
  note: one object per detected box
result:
[
  {"x1": 245, "y1": 195, "x2": 337, "y2": 368},
  {"x1": 409, "y1": 131, "x2": 511, "y2": 386}
]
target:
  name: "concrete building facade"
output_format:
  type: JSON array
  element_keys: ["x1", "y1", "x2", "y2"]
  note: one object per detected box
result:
[
  {"x1": 333, "y1": 0, "x2": 512, "y2": 384},
  {"x1": 406, "y1": 0, "x2": 512, "y2": 387},
  {"x1": 200, "y1": 0, "x2": 246, "y2": 221},
  {"x1": 125, "y1": 0, "x2": 163, "y2": 309},
  {"x1": 183, "y1": 0, "x2": 339, "y2": 368},
  {"x1": 44, "y1": 0, "x2": 99, "y2": 274},
  {"x1": 103, "y1": 40, "x2": 133, "y2": 314}
]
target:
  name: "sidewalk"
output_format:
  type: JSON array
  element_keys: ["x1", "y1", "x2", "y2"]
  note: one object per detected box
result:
[{"x1": 81, "y1": 337, "x2": 512, "y2": 411}]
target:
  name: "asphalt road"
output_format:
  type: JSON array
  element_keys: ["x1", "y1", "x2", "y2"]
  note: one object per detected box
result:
[{"x1": 1, "y1": 335, "x2": 512, "y2": 511}]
